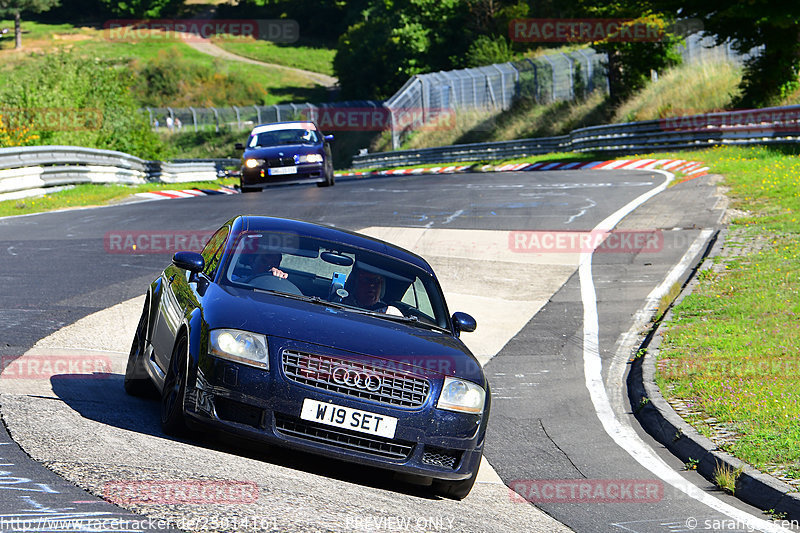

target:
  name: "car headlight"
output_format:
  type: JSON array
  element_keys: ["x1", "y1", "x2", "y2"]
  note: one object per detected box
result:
[
  {"x1": 437, "y1": 377, "x2": 485, "y2": 414},
  {"x1": 294, "y1": 154, "x2": 323, "y2": 164},
  {"x1": 244, "y1": 158, "x2": 264, "y2": 169},
  {"x1": 209, "y1": 329, "x2": 269, "y2": 369}
]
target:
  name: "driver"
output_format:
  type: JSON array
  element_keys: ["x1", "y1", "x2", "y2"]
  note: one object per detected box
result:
[
  {"x1": 343, "y1": 270, "x2": 402, "y2": 315},
  {"x1": 232, "y1": 246, "x2": 287, "y2": 281},
  {"x1": 251, "y1": 251, "x2": 287, "y2": 279}
]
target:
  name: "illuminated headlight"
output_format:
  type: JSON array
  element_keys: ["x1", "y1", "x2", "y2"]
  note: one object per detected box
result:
[
  {"x1": 437, "y1": 377, "x2": 485, "y2": 414},
  {"x1": 209, "y1": 329, "x2": 268, "y2": 369},
  {"x1": 244, "y1": 158, "x2": 264, "y2": 169},
  {"x1": 294, "y1": 153, "x2": 323, "y2": 164}
]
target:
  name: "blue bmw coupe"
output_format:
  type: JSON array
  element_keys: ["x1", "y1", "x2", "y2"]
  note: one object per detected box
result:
[
  {"x1": 235, "y1": 121, "x2": 335, "y2": 190},
  {"x1": 125, "y1": 216, "x2": 488, "y2": 499}
]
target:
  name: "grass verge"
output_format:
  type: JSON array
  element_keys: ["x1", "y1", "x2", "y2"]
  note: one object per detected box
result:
[
  {"x1": 0, "y1": 21, "x2": 328, "y2": 106},
  {"x1": 210, "y1": 38, "x2": 336, "y2": 76},
  {"x1": 651, "y1": 145, "x2": 800, "y2": 485},
  {"x1": 0, "y1": 178, "x2": 237, "y2": 218}
]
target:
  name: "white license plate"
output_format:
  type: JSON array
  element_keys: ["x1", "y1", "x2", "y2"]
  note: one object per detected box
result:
[
  {"x1": 300, "y1": 398, "x2": 397, "y2": 439},
  {"x1": 268, "y1": 166, "x2": 297, "y2": 176}
]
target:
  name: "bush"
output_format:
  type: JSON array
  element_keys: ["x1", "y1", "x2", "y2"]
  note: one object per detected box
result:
[
  {"x1": 0, "y1": 52, "x2": 164, "y2": 159},
  {"x1": 129, "y1": 48, "x2": 269, "y2": 107},
  {"x1": 465, "y1": 35, "x2": 513, "y2": 68}
]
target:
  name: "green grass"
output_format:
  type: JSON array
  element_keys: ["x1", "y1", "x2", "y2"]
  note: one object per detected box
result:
[
  {"x1": 0, "y1": 21, "x2": 328, "y2": 106},
  {"x1": 652, "y1": 145, "x2": 800, "y2": 482},
  {"x1": 0, "y1": 178, "x2": 237, "y2": 218},
  {"x1": 0, "y1": 19, "x2": 91, "y2": 49},
  {"x1": 613, "y1": 58, "x2": 743, "y2": 122},
  {"x1": 210, "y1": 38, "x2": 336, "y2": 76}
]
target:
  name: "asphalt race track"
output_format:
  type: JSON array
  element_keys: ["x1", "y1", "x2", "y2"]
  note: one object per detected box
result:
[{"x1": 0, "y1": 170, "x2": 789, "y2": 533}]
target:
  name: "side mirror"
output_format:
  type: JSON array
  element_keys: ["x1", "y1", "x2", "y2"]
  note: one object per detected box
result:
[
  {"x1": 324, "y1": 134, "x2": 334, "y2": 142},
  {"x1": 173, "y1": 251, "x2": 204, "y2": 273},
  {"x1": 452, "y1": 312, "x2": 476, "y2": 335},
  {"x1": 235, "y1": 143, "x2": 244, "y2": 151}
]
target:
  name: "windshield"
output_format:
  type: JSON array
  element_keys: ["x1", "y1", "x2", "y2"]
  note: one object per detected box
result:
[
  {"x1": 223, "y1": 231, "x2": 449, "y2": 329},
  {"x1": 249, "y1": 129, "x2": 320, "y2": 147}
]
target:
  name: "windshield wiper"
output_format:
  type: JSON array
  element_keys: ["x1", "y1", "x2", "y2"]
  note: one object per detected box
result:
[
  {"x1": 347, "y1": 308, "x2": 448, "y2": 332},
  {"x1": 253, "y1": 289, "x2": 348, "y2": 309}
]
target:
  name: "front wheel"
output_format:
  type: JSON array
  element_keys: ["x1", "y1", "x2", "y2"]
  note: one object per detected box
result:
[
  {"x1": 160, "y1": 335, "x2": 188, "y2": 436},
  {"x1": 317, "y1": 151, "x2": 334, "y2": 187},
  {"x1": 431, "y1": 455, "x2": 481, "y2": 500},
  {"x1": 124, "y1": 297, "x2": 155, "y2": 397}
]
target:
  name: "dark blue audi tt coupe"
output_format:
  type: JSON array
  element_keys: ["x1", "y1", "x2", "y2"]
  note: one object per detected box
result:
[{"x1": 125, "y1": 216, "x2": 488, "y2": 499}]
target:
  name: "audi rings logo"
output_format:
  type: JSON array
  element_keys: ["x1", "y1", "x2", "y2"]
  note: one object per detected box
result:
[{"x1": 331, "y1": 366, "x2": 382, "y2": 392}]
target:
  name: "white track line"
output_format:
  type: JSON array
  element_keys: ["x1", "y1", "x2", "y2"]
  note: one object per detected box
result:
[{"x1": 579, "y1": 170, "x2": 790, "y2": 532}]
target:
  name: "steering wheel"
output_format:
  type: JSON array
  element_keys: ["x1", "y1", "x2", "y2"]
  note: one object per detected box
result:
[{"x1": 245, "y1": 273, "x2": 303, "y2": 295}]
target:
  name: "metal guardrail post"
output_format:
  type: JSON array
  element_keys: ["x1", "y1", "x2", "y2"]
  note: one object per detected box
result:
[
  {"x1": 390, "y1": 110, "x2": 399, "y2": 151},
  {"x1": 562, "y1": 53, "x2": 574, "y2": 100},
  {"x1": 211, "y1": 107, "x2": 220, "y2": 133},
  {"x1": 254, "y1": 105, "x2": 261, "y2": 125},
  {"x1": 233, "y1": 106, "x2": 241, "y2": 130},
  {"x1": 576, "y1": 49, "x2": 592, "y2": 94},
  {"x1": 188, "y1": 107, "x2": 198, "y2": 132},
  {"x1": 541, "y1": 54, "x2": 558, "y2": 103},
  {"x1": 486, "y1": 77, "x2": 497, "y2": 110},
  {"x1": 492, "y1": 65, "x2": 506, "y2": 109}
]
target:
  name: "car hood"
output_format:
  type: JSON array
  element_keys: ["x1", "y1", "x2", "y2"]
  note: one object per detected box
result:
[
  {"x1": 202, "y1": 284, "x2": 483, "y2": 383},
  {"x1": 244, "y1": 144, "x2": 321, "y2": 159}
]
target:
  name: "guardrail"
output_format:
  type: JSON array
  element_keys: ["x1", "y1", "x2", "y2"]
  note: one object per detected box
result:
[
  {"x1": 352, "y1": 105, "x2": 800, "y2": 168},
  {"x1": 0, "y1": 146, "x2": 221, "y2": 200}
]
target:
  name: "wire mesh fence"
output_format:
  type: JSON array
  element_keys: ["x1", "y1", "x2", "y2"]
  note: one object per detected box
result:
[
  {"x1": 144, "y1": 31, "x2": 762, "y2": 151},
  {"x1": 383, "y1": 48, "x2": 609, "y2": 148},
  {"x1": 144, "y1": 101, "x2": 383, "y2": 133}
]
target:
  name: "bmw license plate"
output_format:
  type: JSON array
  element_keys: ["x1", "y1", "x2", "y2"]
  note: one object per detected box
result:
[
  {"x1": 268, "y1": 166, "x2": 297, "y2": 176},
  {"x1": 300, "y1": 398, "x2": 397, "y2": 439}
]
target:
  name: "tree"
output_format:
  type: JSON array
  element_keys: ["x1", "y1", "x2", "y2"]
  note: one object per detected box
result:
[
  {"x1": 653, "y1": 0, "x2": 800, "y2": 107},
  {"x1": 0, "y1": 0, "x2": 59, "y2": 49},
  {"x1": 569, "y1": 1, "x2": 683, "y2": 105},
  {"x1": 334, "y1": 0, "x2": 473, "y2": 99},
  {"x1": 97, "y1": 0, "x2": 181, "y2": 18}
]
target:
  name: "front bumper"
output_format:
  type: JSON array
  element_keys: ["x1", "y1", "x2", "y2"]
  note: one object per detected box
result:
[
  {"x1": 185, "y1": 342, "x2": 486, "y2": 481},
  {"x1": 240, "y1": 162, "x2": 324, "y2": 187}
]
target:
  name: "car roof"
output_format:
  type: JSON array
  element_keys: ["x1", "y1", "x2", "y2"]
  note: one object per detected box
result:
[
  {"x1": 249, "y1": 121, "x2": 318, "y2": 135},
  {"x1": 233, "y1": 216, "x2": 435, "y2": 275}
]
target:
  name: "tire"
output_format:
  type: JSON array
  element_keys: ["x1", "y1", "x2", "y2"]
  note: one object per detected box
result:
[
  {"x1": 240, "y1": 186, "x2": 259, "y2": 193},
  {"x1": 431, "y1": 456, "x2": 481, "y2": 500},
  {"x1": 160, "y1": 334, "x2": 189, "y2": 436},
  {"x1": 124, "y1": 298, "x2": 155, "y2": 397},
  {"x1": 317, "y1": 150, "x2": 335, "y2": 187}
]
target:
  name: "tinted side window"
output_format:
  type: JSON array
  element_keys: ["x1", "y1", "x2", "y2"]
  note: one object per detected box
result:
[{"x1": 201, "y1": 227, "x2": 229, "y2": 279}]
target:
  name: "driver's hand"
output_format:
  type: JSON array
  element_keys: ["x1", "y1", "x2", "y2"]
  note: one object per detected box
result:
[{"x1": 270, "y1": 267, "x2": 288, "y2": 279}]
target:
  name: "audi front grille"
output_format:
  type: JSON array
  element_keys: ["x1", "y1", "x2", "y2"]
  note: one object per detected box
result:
[
  {"x1": 274, "y1": 413, "x2": 414, "y2": 460},
  {"x1": 282, "y1": 350, "x2": 430, "y2": 408}
]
